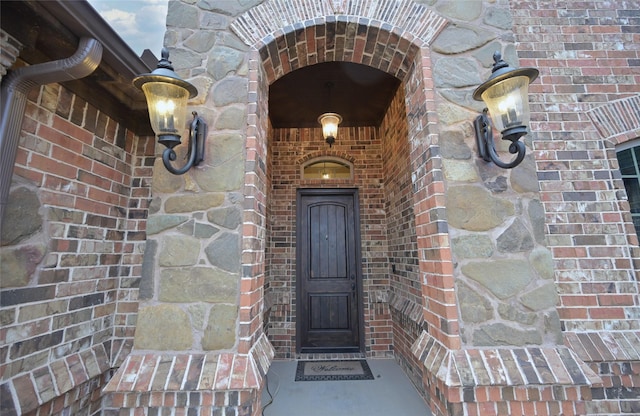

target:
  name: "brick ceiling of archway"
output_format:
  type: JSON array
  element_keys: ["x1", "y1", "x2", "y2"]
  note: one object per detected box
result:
[{"x1": 268, "y1": 61, "x2": 401, "y2": 128}]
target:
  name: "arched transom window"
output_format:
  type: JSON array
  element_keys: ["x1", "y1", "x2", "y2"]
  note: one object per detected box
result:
[{"x1": 301, "y1": 157, "x2": 353, "y2": 180}]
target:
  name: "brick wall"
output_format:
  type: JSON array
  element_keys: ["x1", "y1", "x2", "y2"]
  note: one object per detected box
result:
[
  {"x1": 241, "y1": 50, "x2": 271, "y2": 356},
  {"x1": 102, "y1": 337, "x2": 274, "y2": 416},
  {"x1": 511, "y1": 1, "x2": 640, "y2": 414},
  {"x1": 0, "y1": 82, "x2": 154, "y2": 415},
  {"x1": 514, "y1": 0, "x2": 640, "y2": 334},
  {"x1": 380, "y1": 83, "x2": 425, "y2": 391}
]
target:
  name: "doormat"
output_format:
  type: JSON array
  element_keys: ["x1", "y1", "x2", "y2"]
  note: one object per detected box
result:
[{"x1": 295, "y1": 360, "x2": 375, "y2": 381}]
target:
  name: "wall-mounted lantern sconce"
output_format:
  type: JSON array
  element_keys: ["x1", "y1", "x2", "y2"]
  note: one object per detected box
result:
[
  {"x1": 472, "y1": 52, "x2": 539, "y2": 169},
  {"x1": 318, "y1": 112, "x2": 342, "y2": 148},
  {"x1": 134, "y1": 48, "x2": 207, "y2": 175}
]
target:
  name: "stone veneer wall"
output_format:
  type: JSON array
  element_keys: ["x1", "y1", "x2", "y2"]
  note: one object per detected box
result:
[
  {"x1": 410, "y1": 1, "x2": 640, "y2": 414},
  {"x1": 0, "y1": 77, "x2": 154, "y2": 415},
  {"x1": 215, "y1": 0, "x2": 612, "y2": 414},
  {"x1": 405, "y1": 2, "x2": 589, "y2": 414},
  {"x1": 411, "y1": 2, "x2": 561, "y2": 351},
  {"x1": 102, "y1": 0, "x2": 276, "y2": 414},
  {"x1": 127, "y1": 0, "x2": 265, "y2": 358}
]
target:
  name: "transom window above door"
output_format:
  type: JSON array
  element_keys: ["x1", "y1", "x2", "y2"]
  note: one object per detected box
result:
[{"x1": 302, "y1": 157, "x2": 353, "y2": 180}]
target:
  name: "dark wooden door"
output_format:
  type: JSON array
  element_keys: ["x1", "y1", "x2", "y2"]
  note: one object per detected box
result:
[{"x1": 296, "y1": 189, "x2": 363, "y2": 353}]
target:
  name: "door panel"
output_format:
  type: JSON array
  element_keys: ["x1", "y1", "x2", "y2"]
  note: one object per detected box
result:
[
  {"x1": 310, "y1": 203, "x2": 347, "y2": 278},
  {"x1": 297, "y1": 189, "x2": 363, "y2": 353},
  {"x1": 309, "y1": 294, "x2": 350, "y2": 330}
]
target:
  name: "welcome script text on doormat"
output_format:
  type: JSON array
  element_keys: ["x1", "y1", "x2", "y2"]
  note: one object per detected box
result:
[{"x1": 295, "y1": 360, "x2": 375, "y2": 381}]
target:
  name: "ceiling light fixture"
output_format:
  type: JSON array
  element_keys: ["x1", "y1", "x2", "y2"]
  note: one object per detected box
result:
[
  {"x1": 318, "y1": 82, "x2": 342, "y2": 148},
  {"x1": 318, "y1": 112, "x2": 342, "y2": 148}
]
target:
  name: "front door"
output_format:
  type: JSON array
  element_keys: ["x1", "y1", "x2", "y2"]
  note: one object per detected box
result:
[{"x1": 296, "y1": 188, "x2": 363, "y2": 353}]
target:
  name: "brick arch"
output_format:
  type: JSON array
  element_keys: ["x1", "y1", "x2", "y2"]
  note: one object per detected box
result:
[
  {"x1": 258, "y1": 18, "x2": 420, "y2": 83},
  {"x1": 231, "y1": 1, "x2": 447, "y2": 48},
  {"x1": 231, "y1": 0, "x2": 447, "y2": 83},
  {"x1": 587, "y1": 94, "x2": 640, "y2": 147},
  {"x1": 297, "y1": 150, "x2": 356, "y2": 166}
]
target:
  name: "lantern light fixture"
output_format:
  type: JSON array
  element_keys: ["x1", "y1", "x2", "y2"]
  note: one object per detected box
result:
[
  {"x1": 472, "y1": 52, "x2": 539, "y2": 169},
  {"x1": 318, "y1": 81, "x2": 342, "y2": 148},
  {"x1": 318, "y1": 112, "x2": 342, "y2": 148},
  {"x1": 134, "y1": 48, "x2": 207, "y2": 175}
]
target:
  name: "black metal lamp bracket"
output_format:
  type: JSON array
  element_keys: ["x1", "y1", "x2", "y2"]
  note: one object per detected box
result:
[
  {"x1": 162, "y1": 111, "x2": 207, "y2": 175},
  {"x1": 473, "y1": 108, "x2": 526, "y2": 169}
]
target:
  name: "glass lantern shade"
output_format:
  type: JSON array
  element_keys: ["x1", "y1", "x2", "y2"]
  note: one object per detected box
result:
[
  {"x1": 480, "y1": 75, "x2": 531, "y2": 133},
  {"x1": 318, "y1": 112, "x2": 342, "y2": 141},
  {"x1": 141, "y1": 81, "x2": 190, "y2": 138}
]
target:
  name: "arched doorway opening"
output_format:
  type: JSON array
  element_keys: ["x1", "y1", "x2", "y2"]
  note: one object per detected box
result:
[
  {"x1": 236, "y1": 7, "x2": 456, "y2": 399},
  {"x1": 267, "y1": 60, "x2": 410, "y2": 358}
]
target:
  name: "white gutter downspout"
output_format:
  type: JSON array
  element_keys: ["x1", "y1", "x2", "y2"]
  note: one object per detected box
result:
[{"x1": 0, "y1": 37, "x2": 103, "y2": 231}]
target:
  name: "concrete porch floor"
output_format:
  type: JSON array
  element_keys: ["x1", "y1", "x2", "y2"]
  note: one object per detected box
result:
[{"x1": 260, "y1": 359, "x2": 433, "y2": 416}]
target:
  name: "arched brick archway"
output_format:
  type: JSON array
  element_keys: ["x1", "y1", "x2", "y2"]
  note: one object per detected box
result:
[
  {"x1": 231, "y1": 0, "x2": 446, "y2": 77},
  {"x1": 255, "y1": 17, "x2": 423, "y2": 83},
  {"x1": 233, "y1": 0, "x2": 461, "y2": 372}
]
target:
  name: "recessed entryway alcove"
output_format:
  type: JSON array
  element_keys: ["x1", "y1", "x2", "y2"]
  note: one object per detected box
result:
[
  {"x1": 235, "y1": 2, "x2": 454, "y2": 410},
  {"x1": 265, "y1": 58, "x2": 429, "y2": 383},
  {"x1": 244, "y1": 23, "x2": 454, "y2": 403}
]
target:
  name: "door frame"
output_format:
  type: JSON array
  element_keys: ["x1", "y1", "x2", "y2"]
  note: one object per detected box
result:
[{"x1": 295, "y1": 188, "x2": 365, "y2": 354}]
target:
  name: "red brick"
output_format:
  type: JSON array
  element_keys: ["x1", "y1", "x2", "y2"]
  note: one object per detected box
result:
[
  {"x1": 34, "y1": 124, "x2": 81, "y2": 155},
  {"x1": 43, "y1": 175, "x2": 87, "y2": 197},
  {"x1": 13, "y1": 374, "x2": 39, "y2": 413},
  {"x1": 66, "y1": 354, "x2": 89, "y2": 385},
  {"x1": 561, "y1": 295, "x2": 598, "y2": 307},
  {"x1": 39, "y1": 189, "x2": 75, "y2": 208},
  {"x1": 75, "y1": 197, "x2": 112, "y2": 215},
  {"x1": 50, "y1": 145, "x2": 92, "y2": 171},
  {"x1": 87, "y1": 187, "x2": 121, "y2": 205},
  {"x1": 558, "y1": 308, "x2": 589, "y2": 320},
  {"x1": 589, "y1": 307, "x2": 626, "y2": 320},
  {"x1": 597, "y1": 294, "x2": 635, "y2": 307},
  {"x1": 52, "y1": 116, "x2": 93, "y2": 144},
  {"x1": 29, "y1": 153, "x2": 78, "y2": 179}
]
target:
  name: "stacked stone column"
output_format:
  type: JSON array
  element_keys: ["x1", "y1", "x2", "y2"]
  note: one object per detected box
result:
[{"x1": 102, "y1": 1, "x2": 273, "y2": 415}]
